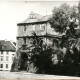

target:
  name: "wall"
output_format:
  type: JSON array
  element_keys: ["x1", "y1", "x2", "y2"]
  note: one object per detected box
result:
[
  {"x1": 18, "y1": 23, "x2": 47, "y2": 37},
  {"x1": 0, "y1": 51, "x2": 16, "y2": 71},
  {"x1": 17, "y1": 22, "x2": 59, "y2": 50},
  {"x1": 47, "y1": 23, "x2": 59, "y2": 35},
  {"x1": 16, "y1": 38, "x2": 24, "y2": 50},
  {"x1": 18, "y1": 26, "x2": 24, "y2": 37}
]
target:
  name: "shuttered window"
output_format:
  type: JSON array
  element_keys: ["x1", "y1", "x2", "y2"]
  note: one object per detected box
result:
[{"x1": 35, "y1": 24, "x2": 45, "y2": 31}]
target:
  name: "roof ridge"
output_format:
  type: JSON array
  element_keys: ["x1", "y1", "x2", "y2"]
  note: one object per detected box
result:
[
  {"x1": 30, "y1": 11, "x2": 43, "y2": 16},
  {"x1": 10, "y1": 41, "x2": 16, "y2": 49},
  {"x1": 42, "y1": 14, "x2": 51, "y2": 17},
  {"x1": 17, "y1": 12, "x2": 52, "y2": 25}
]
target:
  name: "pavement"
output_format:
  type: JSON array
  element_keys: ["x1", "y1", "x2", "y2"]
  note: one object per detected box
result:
[{"x1": 0, "y1": 71, "x2": 80, "y2": 79}]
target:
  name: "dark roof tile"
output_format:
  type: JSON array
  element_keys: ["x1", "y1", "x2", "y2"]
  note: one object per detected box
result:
[
  {"x1": 0, "y1": 40, "x2": 16, "y2": 51},
  {"x1": 17, "y1": 12, "x2": 51, "y2": 25}
]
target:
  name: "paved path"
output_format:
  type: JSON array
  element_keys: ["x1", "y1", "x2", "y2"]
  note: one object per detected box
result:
[{"x1": 0, "y1": 71, "x2": 80, "y2": 79}]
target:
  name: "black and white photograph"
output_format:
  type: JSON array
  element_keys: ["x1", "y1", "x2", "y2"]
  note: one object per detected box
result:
[{"x1": 0, "y1": 0, "x2": 80, "y2": 79}]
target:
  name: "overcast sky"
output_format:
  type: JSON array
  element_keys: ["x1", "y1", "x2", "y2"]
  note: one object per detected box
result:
[{"x1": 0, "y1": 0, "x2": 79, "y2": 41}]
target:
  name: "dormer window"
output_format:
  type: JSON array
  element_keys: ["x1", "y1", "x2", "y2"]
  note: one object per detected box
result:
[
  {"x1": 30, "y1": 14, "x2": 36, "y2": 19},
  {"x1": 29, "y1": 11, "x2": 36, "y2": 19},
  {"x1": 30, "y1": 15, "x2": 33, "y2": 19}
]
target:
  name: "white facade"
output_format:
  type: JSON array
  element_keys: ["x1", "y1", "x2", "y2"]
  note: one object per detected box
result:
[{"x1": 0, "y1": 51, "x2": 16, "y2": 71}]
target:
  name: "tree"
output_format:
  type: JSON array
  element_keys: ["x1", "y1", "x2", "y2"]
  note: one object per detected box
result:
[
  {"x1": 30, "y1": 32, "x2": 54, "y2": 74},
  {"x1": 49, "y1": 3, "x2": 80, "y2": 76},
  {"x1": 49, "y1": 3, "x2": 79, "y2": 49},
  {"x1": 78, "y1": 2, "x2": 80, "y2": 26},
  {"x1": 49, "y1": 3, "x2": 78, "y2": 34}
]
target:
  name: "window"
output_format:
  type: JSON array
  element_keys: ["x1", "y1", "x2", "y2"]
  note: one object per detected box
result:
[
  {"x1": 32, "y1": 25, "x2": 35, "y2": 31},
  {"x1": 1, "y1": 51, "x2": 3, "y2": 55},
  {"x1": 12, "y1": 54, "x2": 14, "y2": 56},
  {"x1": 30, "y1": 15, "x2": 33, "y2": 19},
  {"x1": 0, "y1": 64, "x2": 3, "y2": 68},
  {"x1": 6, "y1": 56, "x2": 9, "y2": 61},
  {"x1": 24, "y1": 26, "x2": 26, "y2": 31},
  {"x1": 40, "y1": 24, "x2": 45, "y2": 30},
  {"x1": 35, "y1": 25, "x2": 40, "y2": 31},
  {"x1": 6, "y1": 64, "x2": 8, "y2": 68},
  {"x1": 30, "y1": 14, "x2": 36, "y2": 19},
  {"x1": 35, "y1": 24, "x2": 45, "y2": 31},
  {"x1": 6, "y1": 52, "x2": 9, "y2": 55},
  {"x1": 0, "y1": 56, "x2": 3, "y2": 61},
  {"x1": 12, "y1": 57, "x2": 14, "y2": 61}
]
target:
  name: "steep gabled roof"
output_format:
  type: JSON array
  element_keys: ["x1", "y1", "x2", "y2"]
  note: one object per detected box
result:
[
  {"x1": 19, "y1": 11, "x2": 43, "y2": 24},
  {"x1": 13, "y1": 42, "x2": 16, "y2": 46},
  {"x1": 0, "y1": 40, "x2": 16, "y2": 51},
  {"x1": 41, "y1": 15, "x2": 52, "y2": 22},
  {"x1": 17, "y1": 12, "x2": 51, "y2": 25}
]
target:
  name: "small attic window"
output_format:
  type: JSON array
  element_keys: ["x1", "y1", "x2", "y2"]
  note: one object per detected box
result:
[
  {"x1": 30, "y1": 15, "x2": 33, "y2": 19},
  {"x1": 30, "y1": 16, "x2": 34, "y2": 19},
  {"x1": 29, "y1": 14, "x2": 36, "y2": 19}
]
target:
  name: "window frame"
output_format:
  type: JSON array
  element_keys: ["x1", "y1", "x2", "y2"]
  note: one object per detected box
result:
[
  {"x1": 0, "y1": 56, "x2": 3, "y2": 61},
  {"x1": 6, "y1": 56, "x2": 9, "y2": 61},
  {"x1": 0, "y1": 64, "x2": 3, "y2": 68},
  {"x1": 40, "y1": 24, "x2": 45, "y2": 31},
  {"x1": 6, "y1": 51, "x2": 9, "y2": 55},
  {"x1": 24, "y1": 25, "x2": 26, "y2": 31},
  {"x1": 32, "y1": 25, "x2": 35, "y2": 31},
  {"x1": 1, "y1": 51, "x2": 3, "y2": 55},
  {"x1": 6, "y1": 64, "x2": 8, "y2": 68}
]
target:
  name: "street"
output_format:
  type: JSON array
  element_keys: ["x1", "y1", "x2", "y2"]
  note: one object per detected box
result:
[{"x1": 0, "y1": 71, "x2": 80, "y2": 79}]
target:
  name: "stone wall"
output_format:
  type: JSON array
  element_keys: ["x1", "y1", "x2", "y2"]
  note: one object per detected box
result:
[{"x1": 17, "y1": 22, "x2": 59, "y2": 50}]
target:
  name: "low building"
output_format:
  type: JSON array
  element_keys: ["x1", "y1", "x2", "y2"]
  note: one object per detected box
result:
[{"x1": 0, "y1": 40, "x2": 16, "y2": 71}]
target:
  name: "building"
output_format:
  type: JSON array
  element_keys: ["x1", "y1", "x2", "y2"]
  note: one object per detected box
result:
[
  {"x1": 0, "y1": 40, "x2": 16, "y2": 71},
  {"x1": 15, "y1": 11, "x2": 80, "y2": 72},
  {"x1": 15, "y1": 11, "x2": 62, "y2": 72},
  {"x1": 17, "y1": 11, "x2": 61, "y2": 51}
]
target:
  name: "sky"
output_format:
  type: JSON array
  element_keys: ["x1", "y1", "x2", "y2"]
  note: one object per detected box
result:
[{"x1": 0, "y1": 0, "x2": 79, "y2": 41}]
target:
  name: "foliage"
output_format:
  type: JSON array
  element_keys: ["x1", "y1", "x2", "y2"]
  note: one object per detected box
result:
[
  {"x1": 48, "y1": 2, "x2": 80, "y2": 77},
  {"x1": 11, "y1": 2, "x2": 80, "y2": 76},
  {"x1": 49, "y1": 3, "x2": 78, "y2": 34},
  {"x1": 78, "y1": 2, "x2": 80, "y2": 26},
  {"x1": 30, "y1": 32, "x2": 54, "y2": 74},
  {"x1": 30, "y1": 3, "x2": 80, "y2": 76}
]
